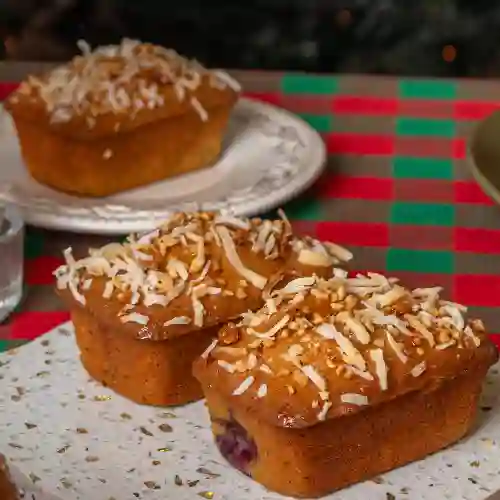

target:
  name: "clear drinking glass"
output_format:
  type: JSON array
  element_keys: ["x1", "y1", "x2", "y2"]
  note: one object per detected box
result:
[{"x1": 0, "y1": 203, "x2": 24, "y2": 322}]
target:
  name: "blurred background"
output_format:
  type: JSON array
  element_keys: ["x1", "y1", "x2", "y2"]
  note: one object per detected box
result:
[{"x1": 1, "y1": 0, "x2": 500, "y2": 77}]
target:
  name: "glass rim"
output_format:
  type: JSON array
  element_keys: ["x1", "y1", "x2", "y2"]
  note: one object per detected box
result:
[{"x1": 0, "y1": 203, "x2": 24, "y2": 243}]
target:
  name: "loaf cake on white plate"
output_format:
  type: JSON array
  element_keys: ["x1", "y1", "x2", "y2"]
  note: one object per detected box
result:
[
  {"x1": 194, "y1": 271, "x2": 498, "y2": 497},
  {"x1": 5, "y1": 39, "x2": 241, "y2": 197}
]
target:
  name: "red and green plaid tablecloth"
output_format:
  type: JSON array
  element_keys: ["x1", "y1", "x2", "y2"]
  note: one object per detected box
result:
[{"x1": 2, "y1": 71, "x2": 500, "y2": 351}]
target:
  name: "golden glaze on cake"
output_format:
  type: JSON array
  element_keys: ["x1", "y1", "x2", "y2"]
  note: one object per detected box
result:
[
  {"x1": 5, "y1": 39, "x2": 240, "y2": 196},
  {"x1": 55, "y1": 211, "x2": 353, "y2": 406},
  {"x1": 194, "y1": 272, "x2": 498, "y2": 497}
]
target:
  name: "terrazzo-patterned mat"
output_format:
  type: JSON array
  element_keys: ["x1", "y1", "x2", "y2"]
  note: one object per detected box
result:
[{"x1": 1, "y1": 323, "x2": 500, "y2": 500}]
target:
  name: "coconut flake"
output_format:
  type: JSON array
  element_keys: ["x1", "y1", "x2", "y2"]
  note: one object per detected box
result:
[
  {"x1": 188, "y1": 235, "x2": 206, "y2": 273},
  {"x1": 164, "y1": 316, "x2": 191, "y2": 327},
  {"x1": 464, "y1": 325, "x2": 481, "y2": 347},
  {"x1": 265, "y1": 298, "x2": 278, "y2": 314},
  {"x1": 212, "y1": 70, "x2": 242, "y2": 92},
  {"x1": 120, "y1": 313, "x2": 149, "y2": 325},
  {"x1": 317, "y1": 401, "x2": 332, "y2": 421},
  {"x1": 190, "y1": 96, "x2": 208, "y2": 121},
  {"x1": 350, "y1": 366, "x2": 375, "y2": 381},
  {"x1": 192, "y1": 296, "x2": 204, "y2": 327},
  {"x1": 297, "y1": 249, "x2": 333, "y2": 267},
  {"x1": 315, "y1": 323, "x2": 336, "y2": 340},
  {"x1": 346, "y1": 273, "x2": 392, "y2": 295},
  {"x1": 130, "y1": 291, "x2": 140, "y2": 305},
  {"x1": 192, "y1": 260, "x2": 211, "y2": 285},
  {"x1": 143, "y1": 293, "x2": 170, "y2": 307},
  {"x1": 232, "y1": 376, "x2": 255, "y2": 396},
  {"x1": 323, "y1": 241, "x2": 354, "y2": 262},
  {"x1": 339, "y1": 314, "x2": 371, "y2": 345},
  {"x1": 369, "y1": 349, "x2": 388, "y2": 391},
  {"x1": 410, "y1": 361, "x2": 426, "y2": 377},
  {"x1": 404, "y1": 314, "x2": 435, "y2": 347},
  {"x1": 217, "y1": 360, "x2": 236, "y2": 373},
  {"x1": 201, "y1": 339, "x2": 218, "y2": 359},
  {"x1": 102, "y1": 281, "x2": 114, "y2": 299},
  {"x1": 132, "y1": 249, "x2": 154, "y2": 261},
  {"x1": 216, "y1": 226, "x2": 267, "y2": 289},
  {"x1": 252, "y1": 221, "x2": 274, "y2": 253},
  {"x1": 386, "y1": 331, "x2": 408, "y2": 363},
  {"x1": 277, "y1": 276, "x2": 316, "y2": 295},
  {"x1": 167, "y1": 258, "x2": 189, "y2": 281},
  {"x1": 369, "y1": 285, "x2": 407, "y2": 308},
  {"x1": 257, "y1": 384, "x2": 268, "y2": 398},
  {"x1": 440, "y1": 304, "x2": 465, "y2": 331},
  {"x1": 301, "y1": 365, "x2": 327, "y2": 392},
  {"x1": 259, "y1": 364, "x2": 273, "y2": 374},
  {"x1": 333, "y1": 268, "x2": 349, "y2": 279},
  {"x1": 137, "y1": 229, "x2": 160, "y2": 245},
  {"x1": 81, "y1": 278, "x2": 92, "y2": 290},
  {"x1": 317, "y1": 323, "x2": 367, "y2": 372},
  {"x1": 283, "y1": 344, "x2": 304, "y2": 367},
  {"x1": 341, "y1": 393, "x2": 369, "y2": 406},
  {"x1": 249, "y1": 314, "x2": 290, "y2": 339},
  {"x1": 214, "y1": 214, "x2": 251, "y2": 230},
  {"x1": 69, "y1": 281, "x2": 86, "y2": 306},
  {"x1": 361, "y1": 302, "x2": 413, "y2": 336},
  {"x1": 412, "y1": 287, "x2": 443, "y2": 299}
]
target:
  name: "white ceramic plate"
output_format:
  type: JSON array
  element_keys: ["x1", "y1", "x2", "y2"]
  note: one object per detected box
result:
[
  {"x1": 2, "y1": 323, "x2": 500, "y2": 500},
  {"x1": 0, "y1": 98, "x2": 326, "y2": 235}
]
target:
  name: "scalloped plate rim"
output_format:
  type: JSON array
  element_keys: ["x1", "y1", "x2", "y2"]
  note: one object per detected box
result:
[{"x1": 0, "y1": 98, "x2": 326, "y2": 235}]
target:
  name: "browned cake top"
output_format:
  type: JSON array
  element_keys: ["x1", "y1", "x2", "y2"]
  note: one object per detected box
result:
[
  {"x1": 6, "y1": 38, "x2": 240, "y2": 127},
  {"x1": 193, "y1": 272, "x2": 498, "y2": 428},
  {"x1": 54, "y1": 211, "x2": 353, "y2": 341}
]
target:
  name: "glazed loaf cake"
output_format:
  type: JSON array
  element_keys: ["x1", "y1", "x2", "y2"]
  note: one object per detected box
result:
[
  {"x1": 193, "y1": 271, "x2": 498, "y2": 498},
  {"x1": 4, "y1": 39, "x2": 240, "y2": 197},
  {"x1": 55, "y1": 211, "x2": 353, "y2": 406},
  {"x1": 0, "y1": 454, "x2": 18, "y2": 500}
]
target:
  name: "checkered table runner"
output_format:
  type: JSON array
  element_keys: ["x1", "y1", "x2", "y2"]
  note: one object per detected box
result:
[{"x1": 2, "y1": 72, "x2": 500, "y2": 351}]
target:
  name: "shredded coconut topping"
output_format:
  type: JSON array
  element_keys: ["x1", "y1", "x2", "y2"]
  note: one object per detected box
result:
[
  {"x1": 12, "y1": 38, "x2": 241, "y2": 124},
  {"x1": 54, "y1": 211, "x2": 352, "y2": 337},
  {"x1": 203, "y1": 272, "x2": 487, "y2": 424}
]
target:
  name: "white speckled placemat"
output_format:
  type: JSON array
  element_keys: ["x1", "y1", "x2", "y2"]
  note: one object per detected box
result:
[{"x1": 1, "y1": 323, "x2": 500, "y2": 500}]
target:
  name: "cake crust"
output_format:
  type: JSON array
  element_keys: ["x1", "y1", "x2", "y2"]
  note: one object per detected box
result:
[{"x1": 72, "y1": 307, "x2": 219, "y2": 405}]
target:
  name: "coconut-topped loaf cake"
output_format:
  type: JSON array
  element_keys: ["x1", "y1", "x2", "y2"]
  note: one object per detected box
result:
[
  {"x1": 193, "y1": 271, "x2": 498, "y2": 498},
  {"x1": 4, "y1": 39, "x2": 240, "y2": 197},
  {"x1": 54, "y1": 211, "x2": 353, "y2": 406}
]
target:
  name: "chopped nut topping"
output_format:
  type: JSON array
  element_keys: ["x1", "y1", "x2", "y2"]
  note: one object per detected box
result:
[
  {"x1": 54, "y1": 212, "x2": 351, "y2": 337},
  {"x1": 199, "y1": 273, "x2": 488, "y2": 425}
]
